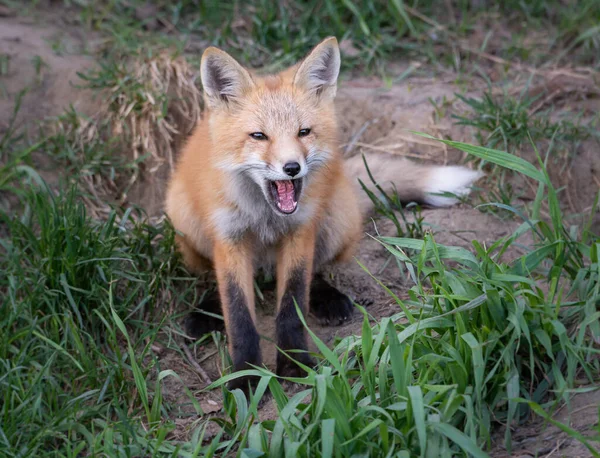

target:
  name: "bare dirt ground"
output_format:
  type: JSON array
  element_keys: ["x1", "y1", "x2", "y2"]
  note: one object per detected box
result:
[
  {"x1": 1, "y1": 14, "x2": 598, "y2": 457},
  {"x1": 0, "y1": 19, "x2": 97, "y2": 133}
]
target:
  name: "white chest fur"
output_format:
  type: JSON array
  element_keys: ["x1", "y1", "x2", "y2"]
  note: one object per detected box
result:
[{"x1": 211, "y1": 173, "x2": 315, "y2": 246}]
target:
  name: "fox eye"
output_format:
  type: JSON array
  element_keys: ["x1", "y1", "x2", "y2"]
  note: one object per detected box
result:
[
  {"x1": 298, "y1": 128, "x2": 311, "y2": 137},
  {"x1": 250, "y1": 132, "x2": 268, "y2": 141}
]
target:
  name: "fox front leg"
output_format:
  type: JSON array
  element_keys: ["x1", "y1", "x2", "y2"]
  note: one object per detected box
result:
[
  {"x1": 275, "y1": 226, "x2": 316, "y2": 377},
  {"x1": 213, "y1": 238, "x2": 261, "y2": 391}
]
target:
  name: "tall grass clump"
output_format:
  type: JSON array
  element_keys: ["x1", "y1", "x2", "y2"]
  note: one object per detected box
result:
[
  {"x1": 204, "y1": 136, "x2": 600, "y2": 457},
  {"x1": 0, "y1": 181, "x2": 202, "y2": 457},
  {"x1": 452, "y1": 91, "x2": 591, "y2": 156}
]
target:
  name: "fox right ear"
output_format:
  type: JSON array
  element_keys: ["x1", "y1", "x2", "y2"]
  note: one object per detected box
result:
[{"x1": 200, "y1": 48, "x2": 254, "y2": 109}]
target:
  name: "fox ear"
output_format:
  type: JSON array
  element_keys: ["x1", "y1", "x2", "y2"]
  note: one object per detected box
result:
[
  {"x1": 200, "y1": 47, "x2": 254, "y2": 109},
  {"x1": 293, "y1": 37, "x2": 341, "y2": 99}
]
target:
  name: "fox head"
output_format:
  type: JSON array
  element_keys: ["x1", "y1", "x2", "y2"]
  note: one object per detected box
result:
[{"x1": 200, "y1": 37, "x2": 341, "y2": 216}]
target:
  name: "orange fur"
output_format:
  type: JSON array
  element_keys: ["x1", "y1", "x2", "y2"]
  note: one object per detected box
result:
[
  {"x1": 166, "y1": 38, "x2": 360, "y2": 274},
  {"x1": 165, "y1": 37, "x2": 481, "y2": 382}
]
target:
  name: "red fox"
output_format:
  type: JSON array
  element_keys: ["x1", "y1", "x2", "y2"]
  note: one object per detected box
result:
[{"x1": 165, "y1": 37, "x2": 482, "y2": 389}]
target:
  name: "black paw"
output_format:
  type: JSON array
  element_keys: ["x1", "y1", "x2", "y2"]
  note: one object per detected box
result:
[
  {"x1": 226, "y1": 376, "x2": 272, "y2": 406},
  {"x1": 226, "y1": 374, "x2": 261, "y2": 394},
  {"x1": 184, "y1": 290, "x2": 224, "y2": 339},
  {"x1": 225, "y1": 355, "x2": 263, "y2": 395},
  {"x1": 356, "y1": 296, "x2": 374, "y2": 307},
  {"x1": 276, "y1": 351, "x2": 315, "y2": 378},
  {"x1": 309, "y1": 275, "x2": 354, "y2": 326}
]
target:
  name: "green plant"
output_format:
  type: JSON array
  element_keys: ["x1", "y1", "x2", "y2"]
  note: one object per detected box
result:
[
  {"x1": 359, "y1": 154, "x2": 426, "y2": 240},
  {"x1": 0, "y1": 92, "x2": 45, "y2": 196},
  {"x1": 31, "y1": 55, "x2": 48, "y2": 85},
  {"x1": 202, "y1": 136, "x2": 600, "y2": 457},
  {"x1": 44, "y1": 108, "x2": 131, "y2": 181},
  {"x1": 453, "y1": 90, "x2": 593, "y2": 169},
  {"x1": 475, "y1": 180, "x2": 521, "y2": 219},
  {"x1": 554, "y1": 0, "x2": 600, "y2": 66},
  {"x1": 0, "y1": 181, "x2": 203, "y2": 457},
  {"x1": 453, "y1": 91, "x2": 540, "y2": 154},
  {"x1": 0, "y1": 53, "x2": 9, "y2": 76}
]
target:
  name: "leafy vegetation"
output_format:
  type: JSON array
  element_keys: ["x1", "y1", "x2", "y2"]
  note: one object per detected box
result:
[
  {"x1": 16, "y1": 0, "x2": 597, "y2": 72},
  {"x1": 2, "y1": 122, "x2": 599, "y2": 458},
  {"x1": 206, "y1": 139, "x2": 600, "y2": 457},
  {"x1": 0, "y1": 180, "x2": 206, "y2": 456},
  {"x1": 453, "y1": 91, "x2": 593, "y2": 155}
]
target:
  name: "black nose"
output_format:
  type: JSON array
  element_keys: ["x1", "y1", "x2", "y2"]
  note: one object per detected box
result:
[{"x1": 283, "y1": 162, "x2": 301, "y2": 177}]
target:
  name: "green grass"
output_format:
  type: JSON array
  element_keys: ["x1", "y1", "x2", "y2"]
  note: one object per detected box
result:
[
  {"x1": 452, "y1": 91, "x2": 592, "y2": 156},
  {"x1": 451, "y1": 90, "x2": 597, "y2": 215},
  {"x1": 205, "y1": 139, "x2": 600, "y2": 457},
  {"x1": 0, "y1": 53, "x2": 10, "y2": 76},
  {"x1": 29, "y1": 0, "x2": 598, "y2": 73},
  {"x1": 44, "y1": 108, "x2": 133, "y2": 182},
  {"x1": 3, "y1": 126, "x2": 598, "y2": 456},
  {"x1": 0, "y1": 182, "x2": 205, "y2": 456},
  {"x1": 473, "y1": 180, "x2": 520, "y2": 220},
  {"x1": 553, "y1": 0, "x2": 600, "y2": 66}
]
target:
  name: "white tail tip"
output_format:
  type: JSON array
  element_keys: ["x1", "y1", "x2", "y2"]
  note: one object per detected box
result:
[{"x1": 424, "y1": 166, "x2": 484, "y2": 207}]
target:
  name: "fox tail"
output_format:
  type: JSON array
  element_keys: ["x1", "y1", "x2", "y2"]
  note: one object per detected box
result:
[{"x1": 344, "y1": 152, "x2": 484, "y2": 213}]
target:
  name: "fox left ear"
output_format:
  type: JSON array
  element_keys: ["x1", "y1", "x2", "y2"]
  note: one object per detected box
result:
[
  {"x1": 200, "y1": 47, "x2": 255, "y2": 109},
  {"x1": 293, "y1": 37, "x2": 341, "y2": 100}
]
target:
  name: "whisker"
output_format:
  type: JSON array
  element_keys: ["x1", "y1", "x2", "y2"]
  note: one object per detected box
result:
[
  {"x1": 306, "y1": 149, "x2": 331, "y2": 170},
  {"x1": 236, "y1": 162, "x2": 269, "y2": 173}
]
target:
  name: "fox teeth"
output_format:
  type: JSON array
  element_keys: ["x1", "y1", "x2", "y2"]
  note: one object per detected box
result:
[{"x1": 271, "y1": 180, "x2": 299, "y2": 214}]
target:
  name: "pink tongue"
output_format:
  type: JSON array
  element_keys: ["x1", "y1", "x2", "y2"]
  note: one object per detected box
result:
[{"x1": 275, "y1": 180, "x2": 296, "y2": 212}]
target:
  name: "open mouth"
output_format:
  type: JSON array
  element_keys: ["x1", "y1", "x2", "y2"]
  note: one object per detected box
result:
[{"x1": 268, "y1": 179, "x2": 303, "y2": 214}]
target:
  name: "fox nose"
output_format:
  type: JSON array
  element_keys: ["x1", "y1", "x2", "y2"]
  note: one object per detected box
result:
[{"x1": 283, "y1": 162, "x2": 301, "y2": 177}]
